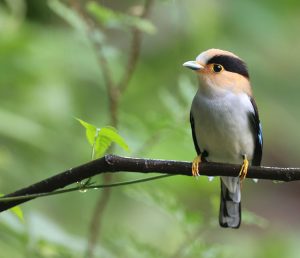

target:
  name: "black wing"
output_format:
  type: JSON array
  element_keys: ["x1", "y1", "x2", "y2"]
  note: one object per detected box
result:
[
  {"x1": 248, "y1": 97, "x2": 263, "y2": 166},
  {"x1": 190, "y1": 112, "x2": 201, "y2": 155}
]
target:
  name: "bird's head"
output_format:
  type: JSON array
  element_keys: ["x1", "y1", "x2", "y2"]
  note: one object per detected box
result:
[{"x1": 183, "y1": 49, "x2": 252, "y2": 96}]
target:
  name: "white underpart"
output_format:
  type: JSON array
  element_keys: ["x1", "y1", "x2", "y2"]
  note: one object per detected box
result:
[{"x1": 191, "y1": 89, "x2": 255, "y2": 195}]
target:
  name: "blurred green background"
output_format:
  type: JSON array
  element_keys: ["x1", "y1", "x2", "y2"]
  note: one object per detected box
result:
[{"x1": 1, "y1": 0, "x2": 300, "y2": 257}]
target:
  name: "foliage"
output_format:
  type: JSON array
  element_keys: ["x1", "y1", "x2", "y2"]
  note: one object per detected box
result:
[
  {"x1": 76, "y1": 118, "x2": 129, "y2": 158},
  {"x1": 1, "y1": 0, "x2": 300, "y2": 257}
]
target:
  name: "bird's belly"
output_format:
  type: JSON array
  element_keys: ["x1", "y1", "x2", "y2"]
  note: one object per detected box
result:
[
  {"x1": 196, "y1": 121, "x2": 254, "y2": 164},
  {"x1": 192, "y1": 93, "x2": 255, "y2": 164}
]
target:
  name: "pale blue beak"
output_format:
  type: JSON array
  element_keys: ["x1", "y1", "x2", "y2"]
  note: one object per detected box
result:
[{"x1": 183, "y1": 61, "x2": 204, "y2": 71}]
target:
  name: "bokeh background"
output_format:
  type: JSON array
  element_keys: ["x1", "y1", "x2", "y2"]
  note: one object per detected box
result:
[{"x1": 1, "y1": 0, "x2": 300, "y2": 257}]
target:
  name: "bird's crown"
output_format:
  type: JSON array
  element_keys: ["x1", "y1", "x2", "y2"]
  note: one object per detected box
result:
[{"x1": 196, "y1": 49, "x2": 249, "y2": 78}]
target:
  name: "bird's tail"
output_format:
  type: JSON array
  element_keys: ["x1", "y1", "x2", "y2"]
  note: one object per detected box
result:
[{"x1": 219, "y1": 177, "x2": 241, "y2": 228}]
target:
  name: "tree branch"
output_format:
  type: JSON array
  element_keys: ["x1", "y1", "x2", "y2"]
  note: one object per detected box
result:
[
  {"x1": 118, "y1": 0, "x2": 154, "y2": 94},
  {"x1": 61, "y1": 2, "x2": 156, "y2": 257},
  {"x1": 0, "y1": 154, "x2": 299, "y2": 212}
]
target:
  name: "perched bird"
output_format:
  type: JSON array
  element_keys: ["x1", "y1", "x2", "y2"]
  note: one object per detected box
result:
[{"x1": 183, "y1": 49, "x2": 263, "y2": 228}]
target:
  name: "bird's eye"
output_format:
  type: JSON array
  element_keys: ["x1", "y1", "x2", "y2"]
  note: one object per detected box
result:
[{"x1": 212, "y1": 64, "x2": 223, "y2": 73}]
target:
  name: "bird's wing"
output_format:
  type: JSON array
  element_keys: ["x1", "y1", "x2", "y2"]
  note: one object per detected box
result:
[
  {"x1": 248, "y1": 97, "x2": 263, "y2": 166},
  {"x1": 190, "y1": 112, "x2": 201, "y2": 155}
]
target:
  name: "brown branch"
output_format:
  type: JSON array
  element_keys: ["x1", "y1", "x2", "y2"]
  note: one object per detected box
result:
[
  {"x1": 85, "y1": 173, "x2": 112, "y2": 258},
  {"x1": 70, "y1": 1, "x2": 161, "y2": 256},
  {"x1": 86, "y1": 183, "x2": 111, "y2": 254},
  {"x1": 69, "y1": 0, "x2": 118, "y2": 126},
  {"x1": 0, "y1": 154, "x2": 299, "y2": 212},
  {"x1": 118, "y1": 0, "x2": 154, "y2": 93},
  {"x1": 68, "y1": 1, "x2": 119, "y2": 255},
  {"x1": 79, "y1": 1, "x2": 155, "y2": 256}
]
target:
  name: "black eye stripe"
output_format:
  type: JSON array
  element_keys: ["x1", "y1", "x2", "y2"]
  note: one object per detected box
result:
[{"x1": 207, "y1": 55, "x2": 249, "y2": 78}]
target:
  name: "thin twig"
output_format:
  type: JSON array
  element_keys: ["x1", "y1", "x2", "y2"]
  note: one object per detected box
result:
[
  {"x1": 69, "y1": 0, "x2": 115, "y2": 93},
  {"x1": 0, "y1": 175, "x2": 171, "y2": 202},
  {"x1": 119, "y1": 0, "x2": 154, "y2": 93},
  {"x1": 69, "y1": 0, "x2": 118, "y2": 126},
  {"x1": 70, "y1": 1, "x2": 155, "y2": 256},
  {"x1": 0, "y1": 154, "x2": 300, "y2": 212},
  {"x1": 86, "y1": 181, "x2": 110, "y2": 254},
  {"x1": 78, "y1": 1, "x2": 155, "y2": 256},
  {"x1": 68, "y1": 1, "x2": 119, "y2": 256}
]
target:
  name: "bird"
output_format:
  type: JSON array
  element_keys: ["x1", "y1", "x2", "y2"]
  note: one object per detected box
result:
[{"x1": 183, "y1": 49, "x2": 263, "y2": 228}]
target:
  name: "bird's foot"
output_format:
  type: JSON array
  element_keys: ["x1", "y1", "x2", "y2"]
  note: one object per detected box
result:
[
  {"x1": 192, "y1": 155, "x2": 202, "y2": 177},
  {"x1": 239, "y1": 155, "x2": 249, "y2": 181}
]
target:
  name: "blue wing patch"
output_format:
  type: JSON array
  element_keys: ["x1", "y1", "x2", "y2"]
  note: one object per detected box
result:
[
  {"x1": 248, "y1": 98, "x2": 263, "y2": 166},
  {"x1": 258, "y1": 123, "x2": 263, "y2": 147}
]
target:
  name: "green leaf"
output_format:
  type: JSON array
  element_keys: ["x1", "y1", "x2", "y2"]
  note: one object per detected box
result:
[
  {"x1": 94, "y1": 132, "x2": 112, "y2": 158},
  {"x1": 99, "y1": 126, "x2": 129, "y2": 151},
  {"x1": 76, "y1": 118, "x2": 98, "y2": 146},
  {"x1": 10, "y1": 206, "x2": 24, "y2": 221},
  {"x1": 93, "y1": 126, "x2": 129, "y2": 158},
  {"x1": 0, "y1": 194, "x2": 24, "y2": 221},
  {"x1": 77, "y1": 119, "x2": 129, "y2": 158},
  {"x1": 86, "y1": 1, "x2": 156, "y2": 34}
]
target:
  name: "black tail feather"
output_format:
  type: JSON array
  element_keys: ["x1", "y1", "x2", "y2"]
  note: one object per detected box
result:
[{"x1": 219, "y1": 179, "x2": 241, "y2": 228}]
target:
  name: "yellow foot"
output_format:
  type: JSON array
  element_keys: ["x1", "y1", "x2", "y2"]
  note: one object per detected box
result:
[
  {"x1": 239, "y1": 155, "x2": 249, "y2": 181},
  {"x1": 192, "y1": 155, "x2": 202, "y2": 177}
]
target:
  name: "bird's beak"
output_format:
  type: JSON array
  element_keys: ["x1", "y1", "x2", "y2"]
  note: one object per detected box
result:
[{"x1": 183, "y1": 61, "x2": 204, "y2": 71}]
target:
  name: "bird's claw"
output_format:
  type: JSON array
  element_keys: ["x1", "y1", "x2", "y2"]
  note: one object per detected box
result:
[
  {"x1": 239, "y1": 156, "x2": 249, "y2": 181},
  {"x1": 192, "y1": 155, "x2": 202, "y2": 177}
]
